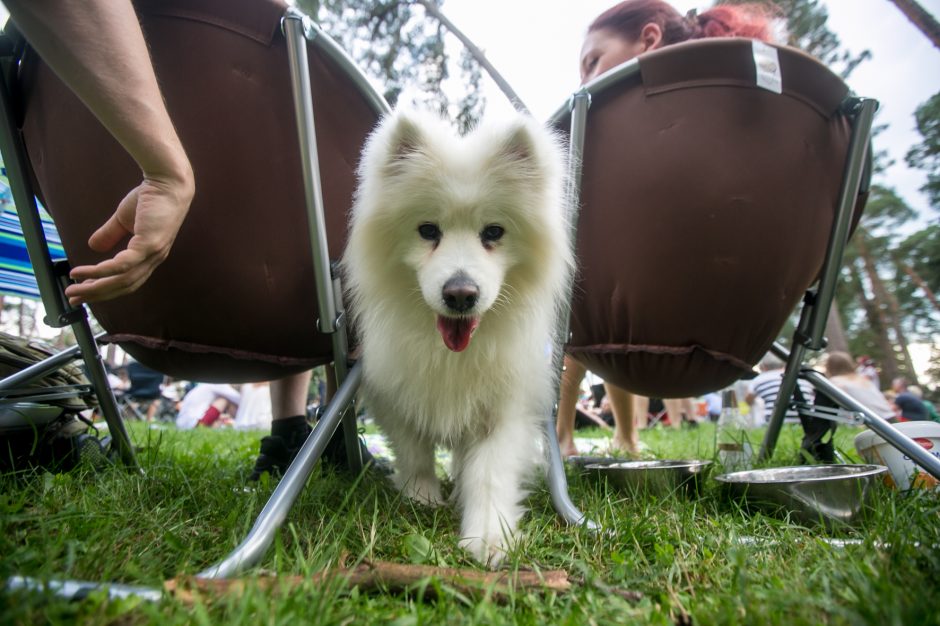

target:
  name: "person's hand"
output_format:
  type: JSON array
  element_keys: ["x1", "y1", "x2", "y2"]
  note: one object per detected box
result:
[{"x1": 64, "y1": 173, "x2": 193, "y2": 305}]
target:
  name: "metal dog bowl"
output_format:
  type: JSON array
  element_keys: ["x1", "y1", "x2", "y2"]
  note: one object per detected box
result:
[
  {"x1": 585, "y1": 459, "x2": 712, "y2": 496},
  {"x1": 714, "y1": 464, "x2": 888, "y2": 527},
  {"x1": 567, "y1": 455, "x2": 629, "y2": 470}
]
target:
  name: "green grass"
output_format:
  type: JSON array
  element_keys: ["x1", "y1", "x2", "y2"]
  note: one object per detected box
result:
[{"x1": 1, "y1": 421, "x2": 938, "y2": 625}]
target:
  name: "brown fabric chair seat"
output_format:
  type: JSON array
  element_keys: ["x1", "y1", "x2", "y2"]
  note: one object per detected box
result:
[
  {"x1": 17, "y1": 0, "x2": 380, "y2": 381},
  {"x1": 553, "y1": 39, "x2": 865, "y2": 398}
]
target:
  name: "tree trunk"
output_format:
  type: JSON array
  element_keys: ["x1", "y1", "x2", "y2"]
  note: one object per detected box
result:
[
  {"x1": 886, "y1": 0, "x2": 940, "y2": 50},
  {"x1": 856, "y1": 236, "x2": 916, "y2": 384},
  {"x1": 898, "y1": 261, "x2": 940, "y2": 313},
  {"x1": 824, "y1": 301, "x2": 850, "y2": 353},
  {"x1": 881, "y1": 270, "x2": 922, "y2": 386},
  {"x1": 849, "y1": 260, "x2": 900, "y2": 383}
]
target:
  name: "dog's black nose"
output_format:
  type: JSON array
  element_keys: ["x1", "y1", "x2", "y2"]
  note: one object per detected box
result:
[{"x1": 442, "y1": 274, "x2": 479, "y2": 313}]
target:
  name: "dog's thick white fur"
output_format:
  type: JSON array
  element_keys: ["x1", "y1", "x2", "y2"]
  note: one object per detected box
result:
[{"x1": 342, "y1": 109, "x2": 573, "y2": 566}]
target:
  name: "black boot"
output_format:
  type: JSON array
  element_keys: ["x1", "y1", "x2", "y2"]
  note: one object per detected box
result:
[{"x1": 247, "y1": 415, "x2": 311, "y2": 481}]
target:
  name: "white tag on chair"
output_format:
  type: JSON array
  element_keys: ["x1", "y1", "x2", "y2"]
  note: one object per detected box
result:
[{"x1": 752, "y1": 40, "x2": 782, "y2": 94}]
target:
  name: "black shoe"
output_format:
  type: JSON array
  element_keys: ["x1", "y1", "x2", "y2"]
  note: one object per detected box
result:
[
  {"x1": 248, "y1": 420, "x2": 390, "y2": 481},
  {"x1": 248, "y1": 422, "x2": 311, "y2": 481}
]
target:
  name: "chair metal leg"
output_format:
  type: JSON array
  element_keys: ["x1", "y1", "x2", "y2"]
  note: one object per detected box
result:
[
  {"x1": 758, "y1": 339, "x2": 809, "y2": 462},
  {"x1": 197, "y1": 362, "x2": 363, "y2": 579},
  {"x1": 284, "y1": 12, "x2": 364, "y2": 474},
  {"x1": 764, "y1": 342, "x2": 940, "y2": 481},
  {"x1": 760, "y1": 98, "x2": 879, "y2": 464},
  {"x1": 539, "y1": 88, "x2": 600, "y2": 532},
  {"x1": 70, "y1": 316, "x2": 139, "y2": 469},
  {"x1": 543, "y1": 412, "x2": 599, "y2": 531},
  {"x1": 803, "y1": 368, "x2": 940, "y2": 480}
]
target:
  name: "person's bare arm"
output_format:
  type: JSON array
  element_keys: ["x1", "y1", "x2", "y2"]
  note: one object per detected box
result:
[{"x1": 5, "y1": 0, "x2": 194, "y2": 304}]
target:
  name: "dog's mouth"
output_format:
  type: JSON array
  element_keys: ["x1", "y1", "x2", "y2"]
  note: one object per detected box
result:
[{"x1": 436, "y1": 315, "x2": 480, "y2": 352}]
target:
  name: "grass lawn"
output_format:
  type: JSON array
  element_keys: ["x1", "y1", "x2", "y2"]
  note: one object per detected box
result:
[{"x1": 1, "y1": 419, "x2": 938, "y2": 625}]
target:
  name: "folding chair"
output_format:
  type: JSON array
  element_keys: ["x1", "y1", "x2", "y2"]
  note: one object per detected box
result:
[{"x1": 547, "y1": 38, "x2": 940, "y2": 481}]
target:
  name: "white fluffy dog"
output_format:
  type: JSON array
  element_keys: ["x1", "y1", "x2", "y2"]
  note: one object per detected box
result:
[{"x1": 342, "y1": 109, "x2": 573, "y2": 566}]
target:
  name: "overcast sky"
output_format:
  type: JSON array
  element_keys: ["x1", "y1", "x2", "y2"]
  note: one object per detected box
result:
[{"x1": 440, "y1": 0, "x2": 940, "y2": 223}]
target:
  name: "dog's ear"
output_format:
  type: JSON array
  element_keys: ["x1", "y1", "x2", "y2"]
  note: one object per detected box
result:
[
  {"x1": 385, "y1": 111, "x2": 426, "y2": 163},
  {"x1": 499, "y1": 121, "x2": 538, "y2": 165}
]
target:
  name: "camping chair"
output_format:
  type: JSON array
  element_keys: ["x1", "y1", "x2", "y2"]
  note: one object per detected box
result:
[
  {"x1": 0, "y1": 0, "x2": 365, "y2": 577},
  {"x1": 547, "y1": 38, "x2": 940, "y2": 482},
  {"x1": 0, "y1": 0, "x2": 592, "y2": 587}
]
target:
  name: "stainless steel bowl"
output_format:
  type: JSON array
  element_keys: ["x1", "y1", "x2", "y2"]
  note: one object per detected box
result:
[
  {"x1": 585, "y1": 459, "x2": 712, "y2": 496},
  {"x1": 714, "y1": 464, "x2": 888, "y2": 527}
]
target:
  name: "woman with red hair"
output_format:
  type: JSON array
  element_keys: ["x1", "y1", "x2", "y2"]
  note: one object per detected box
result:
[
  {"x1": 580, "y1": 0, "x2": 774, "y2": 83},
  {"x1": 557, "y1": 0, "x2": 776, "y2": 458}
]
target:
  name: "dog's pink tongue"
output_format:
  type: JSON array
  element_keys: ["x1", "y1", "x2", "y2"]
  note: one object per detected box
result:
[{"x1": 436, "y1": 316, "x2": 479, "y2": 352}]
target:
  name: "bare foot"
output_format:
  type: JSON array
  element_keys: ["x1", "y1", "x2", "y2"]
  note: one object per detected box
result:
[
  {"x1": 609, "y1": 436, "x2": 639, "y2": 458},
  {"x1": 558, "y1": 436, "x2": 578, "y2": 458}
]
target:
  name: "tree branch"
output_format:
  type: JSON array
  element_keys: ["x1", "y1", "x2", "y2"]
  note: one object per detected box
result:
[
  {"x1": 165, "y1": 560, "x2": 575, "y2": 604},
  {"x1": 413, "y1": 0, "x2": 531, "y2": 115},
  {"x1": 885, "y1": 0, "x2": 940, "y2": 51}
]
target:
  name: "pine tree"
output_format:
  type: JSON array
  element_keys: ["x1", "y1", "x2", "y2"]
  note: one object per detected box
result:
[
  {"x1": 906, "y1": 91, "x2": 940, "y2": 210},
  {"x1": 885, "y1": 0, "x2": 940, "y2": 50}
]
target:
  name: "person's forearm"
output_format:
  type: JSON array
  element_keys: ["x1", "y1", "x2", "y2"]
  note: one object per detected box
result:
[{"x1": 5, "y1": 0, "x2": 192, "y2": 185}]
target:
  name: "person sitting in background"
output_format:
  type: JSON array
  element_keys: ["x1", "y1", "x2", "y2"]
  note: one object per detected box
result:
[
  {"x1": 908, "y1": 386, "x2": 940, "y2": 423},
  {"x1": 233, "y1": 382, "x2": 274, "y2": 431},
  {"x1": 824, "y1": 351, "x2": 894, "y2": 420},
  {"x1": 892, "y1": 378, "x2": 929, "y2": 421},
  {"x1": 856, "y1": 355, "x2": 880, "y2": 389},
  {"x1": 107, "y1": 366, "x2": 130, "y2": 394},
  {"x1": 747, "y1": 352, "x2": 836, "y2": 462},
  {"x1": 745, "y1": 354, "x2": 815, "y2": 420},
  {"x1": 176, "y1": 383, "x2": 241, "y2": 430},
  {"x1": 703, "y1": 391, "x2": 723, "y2": 422}
]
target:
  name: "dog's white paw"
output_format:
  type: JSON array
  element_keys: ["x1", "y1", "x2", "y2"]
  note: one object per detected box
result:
[
  {"x1": 459, "y1": 534, "x2": 511, "y2": 568},
  {"x1": 396, "y1": 475, "x2": 445, "y2": 507}
]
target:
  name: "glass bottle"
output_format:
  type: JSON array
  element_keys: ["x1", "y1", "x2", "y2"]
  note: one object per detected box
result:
[{"x1": 716, "y1": 388, "x2": 753, "y2": 472}]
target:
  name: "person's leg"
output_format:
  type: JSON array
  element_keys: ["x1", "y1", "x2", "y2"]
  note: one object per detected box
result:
[
  {"x1": 270, "y1": 370, "x2": 312, "y2": 419},
  {"x1": 633, "y1": 394, "x2": 650, "y2": 429},
  {"x1": 663, "y1": 398, "x2": 684, "y2": 429},
  {"x1": 145, "y1": 398, "x2": 159, "y2": 422},
  {"x1": 249, "y1": 371, "x2": 312, "y2": 480},
  {"x1": 681, "y1": 397, "x2": 699, "y2": 426},
  {"x1": 556, "y1": 355, "x2": 586, "y2": 458},
  {"x1": 606, "y1": 383, "x2": 638, "y2": 455}
]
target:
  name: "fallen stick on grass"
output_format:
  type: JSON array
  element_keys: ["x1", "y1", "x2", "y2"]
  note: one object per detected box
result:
[{"x1": 165, "y1": 560, "x2": 573, "y2": 604}]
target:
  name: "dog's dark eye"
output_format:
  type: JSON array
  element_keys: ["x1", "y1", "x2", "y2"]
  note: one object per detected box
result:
[
  {"x1": 481, "y1": 224, "x2": 504, "y2": 243},
  {"x1": 418, "y1": 223, "x2": 441, "y2": 241}
]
